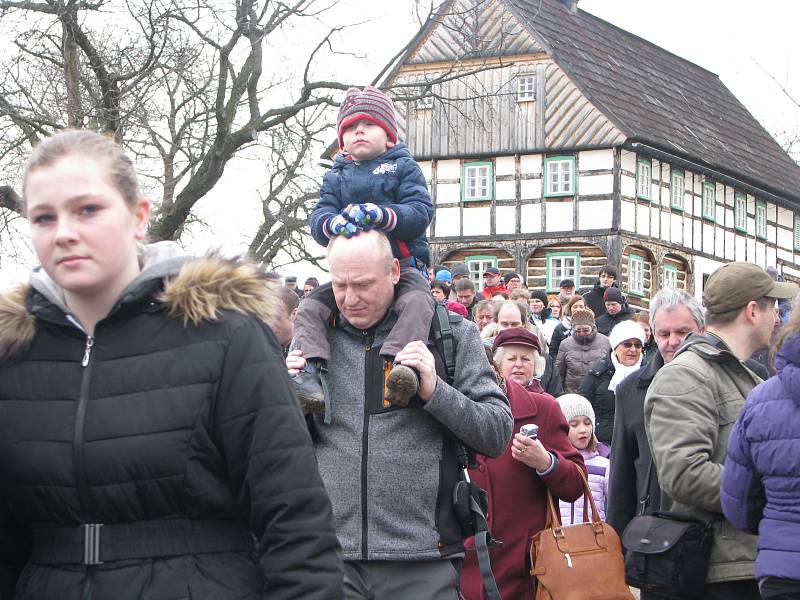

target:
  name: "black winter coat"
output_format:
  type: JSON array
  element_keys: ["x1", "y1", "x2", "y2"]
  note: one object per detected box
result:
[
  {"x1": 595, "y1": 305, "x2": 633, "y2": 337},
  {"x1": 577, "y1": 352, "x2": 617, "y2": 444},
  {"x1": 581, "y1": 282, "x2": 617, "y2": 319},
  {"x1": 606, "y1": 353, "x2": 664, "y2": 536},
  {"x1": 0, "y1": 254, "x2": 342, "y2": 599}
]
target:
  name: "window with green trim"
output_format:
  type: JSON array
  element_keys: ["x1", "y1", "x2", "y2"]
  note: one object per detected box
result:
[
  {"x1": 794, "y1": 215, "x2": 800, "y2": 251},
  {"x1": 734, "y1": 192, "x2": 747, "y2": 232},
  {"x1": 670, "y1": 169, "x2": 684, "y2": 210},
  {"x1": 629, "y1": 254, "x2": 645, "y2": 295},
  {"x1": 462, "y1": 162, "x2": 493, "y2": 201},
  {"x1": 466, "y1": 255, "x2": 497, "y2": 291},
  {"x1": 662, "y1": 265, "x2": 678, "y2": 289},
  {"x1": 544, "y1": 156, "x2": 575, "y2": 197},
  {"x1": 702, "y1": 182, "x2": 716, "y2": 220},
  {"x1": 756, "y1": 202, "x2": 767, "y2": 239},
  {"x1": 546, "y1": 252, "x2": 579, "y2": 292},
  {"x1": 637, "y1": 160, "x2": 652, "y2": 200}
]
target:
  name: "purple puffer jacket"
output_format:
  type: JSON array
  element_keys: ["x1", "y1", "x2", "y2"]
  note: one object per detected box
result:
[
  {"x1": 559, "y1": 448, "x2": 609, "y2": 524},
  {"x1": 721, "y1": 334, "x2": 800, "y2": 581}
]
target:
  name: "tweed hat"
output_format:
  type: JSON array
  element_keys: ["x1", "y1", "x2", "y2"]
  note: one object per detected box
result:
[
  {"x1": 557, "y1": 394, "x2": 595, "y2": 428},
  {"x1": 609, "y1": 320, "x2": 645, "y2": 350},
  {"x1": 703, "y1": 262, "x2": 798, "y2": 314},
  {"x1": 337, "y1": 86, "x2": 398, "y2": 149},
  {"x1": 570, "y1": 308, "x2": 595, "y2": 328}
]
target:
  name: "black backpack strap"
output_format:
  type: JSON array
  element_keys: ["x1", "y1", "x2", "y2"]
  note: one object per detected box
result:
[{"x1": 430, "y1": 303, "x2": 502, "y2": 600}]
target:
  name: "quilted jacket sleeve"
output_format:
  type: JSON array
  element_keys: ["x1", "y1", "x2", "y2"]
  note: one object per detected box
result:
[
  {"x1": 310, "y1": 168, "x2": 344, "y2": 247},
  {"x1": 214, "y1": 317, "x2": 342, "y2": 599},
  {"x1": 381, "y1": 158, "x2": 434, "y2": 241},
  {"x1": 721, "y1": 400, "x2": 765, "y2": 535}
]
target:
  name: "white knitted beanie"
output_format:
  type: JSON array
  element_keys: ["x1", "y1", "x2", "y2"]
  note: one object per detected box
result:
[{"x1": 557, "y1": 394, "x2": 595, "y2": 428}]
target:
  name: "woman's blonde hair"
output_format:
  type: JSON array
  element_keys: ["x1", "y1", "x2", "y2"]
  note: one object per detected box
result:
[{"x1": 22, "y1": 129, "x2": 142, "y2": 212}]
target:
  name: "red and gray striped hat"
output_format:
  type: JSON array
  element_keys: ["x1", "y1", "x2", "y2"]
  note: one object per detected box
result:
[{"x1": 337, "y1": 86, "x2": 398, "y2": 149}]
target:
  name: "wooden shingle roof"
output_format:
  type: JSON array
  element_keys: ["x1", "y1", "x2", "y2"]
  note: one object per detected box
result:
[{"x1": 505, "y1": 0, "x2": 800, "y2": 201}]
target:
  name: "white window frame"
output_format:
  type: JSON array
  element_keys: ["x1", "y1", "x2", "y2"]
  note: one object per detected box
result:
[
  {"x1": 629, "y1": 254, "x2": 645, "y2": 295},
  {"x1": 517, "y1": 74, "x2": 536, "y2": 101},
  {"x1": 702, "y1": 182, "x2": 716, "y2": 220},
  {"x1": 756, "y1": 203, "x2": 767, "y2": 239},
  {"x1": 546, "y1": 252, "x2": 579, "y2": 292},
  {"x1": 466, "y1": 255, "x2": 497, "y2": 292},
  {"x1": 734, "y1": 192, "x2": 747, "y2": 232},
  {"x1": 662, "y1": 265, "x2": 678, "y2": 289},
  {"x1": 637, "y1": 160, "x2": 652, "y2": 200},
  {"x1": 544, "y1": 156, "x2": 575, "y2": 197},
  {"x1": 463, "y1": 162, "x2": 493, "y2": 201},
  {"x1": 670, "y1": 170, "x2": 684, "y2": 210}
]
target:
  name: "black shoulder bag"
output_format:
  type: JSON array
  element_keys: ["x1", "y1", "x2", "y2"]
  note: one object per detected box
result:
[
  {"x1": 431, "y1": 304, "x2": 503, "y2": 600},
  {"x1": 621, "y1": 460, "x2": 714, "y2": 599}
]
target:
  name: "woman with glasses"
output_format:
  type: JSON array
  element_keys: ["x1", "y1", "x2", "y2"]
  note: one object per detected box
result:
[{"x1": 578, "y1": 320, "x2": 645, "y2": 446}]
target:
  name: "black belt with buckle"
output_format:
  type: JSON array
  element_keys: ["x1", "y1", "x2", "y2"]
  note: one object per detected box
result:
[{"x1": 31, "y1": 518, "x2": 254, "y2": 566}]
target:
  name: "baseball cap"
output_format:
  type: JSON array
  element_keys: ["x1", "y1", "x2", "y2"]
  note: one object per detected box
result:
[
  {"x1": 703, "y1": 262, "x2": 798, "y2": 314},
  {"x1": 483, "y1": 266, "x2": 501, "y2": 277},
  {"x1": 450, "y1": 263, "x2": 470, "y2": 278}
]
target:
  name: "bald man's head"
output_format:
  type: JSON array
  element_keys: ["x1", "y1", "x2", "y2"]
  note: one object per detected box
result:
[{"x1": 328, "y1": 230, "x2": 400, "y2": 329}]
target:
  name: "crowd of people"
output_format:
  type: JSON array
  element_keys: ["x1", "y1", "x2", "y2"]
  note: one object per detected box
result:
[{"x1": 0, "y1": 83, "x2": 797, "y2": 600}]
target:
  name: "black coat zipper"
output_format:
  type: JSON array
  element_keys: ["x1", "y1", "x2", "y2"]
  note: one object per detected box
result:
[
  {"x1": 75, "y1": 334, "x2": 97, "y2": 523},
  {"x1": 360, "y1": 328, "x2": 374, "y2": 560}
]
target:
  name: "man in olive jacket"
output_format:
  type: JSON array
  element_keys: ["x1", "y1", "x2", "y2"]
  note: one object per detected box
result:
[{"x1": 645, "y1": 263, "x2": 797, "y2": 600}]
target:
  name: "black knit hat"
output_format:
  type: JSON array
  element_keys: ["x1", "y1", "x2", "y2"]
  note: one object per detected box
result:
[
  {"x1": 603, "y1": 287, "x2": 625, "y2": 304},
  {"x1": 530, "y1": 289, "x2": 548, "y2": 304},
  {"x1": 337, "y1": 86, "x2": 398, "y2": 149}
]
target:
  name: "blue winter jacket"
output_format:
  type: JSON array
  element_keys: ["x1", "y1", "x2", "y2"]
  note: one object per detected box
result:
[
  {"x1": 721, "y1": 334, "x2": 800, "y2": 581},
  {"x1": 311, "y1": 144, "x2": 433, "y2": 266}
]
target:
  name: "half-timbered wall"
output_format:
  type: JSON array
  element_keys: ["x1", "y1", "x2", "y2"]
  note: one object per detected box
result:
[
  {"x1": 621, "y1": 245, "x2": 655, "y2": 311},
  {"x1": 526, "y1": 243, "x2": 608, "y2": 293}
]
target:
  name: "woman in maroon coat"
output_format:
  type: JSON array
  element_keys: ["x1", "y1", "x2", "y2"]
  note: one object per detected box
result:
[{"x1": 461, "y1": 328, "x2": 586, "y2": 600}]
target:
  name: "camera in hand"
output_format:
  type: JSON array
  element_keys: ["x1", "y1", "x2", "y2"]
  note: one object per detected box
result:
[{"x1": 520, "y1": 423, "x2": 539, "y2": 440}]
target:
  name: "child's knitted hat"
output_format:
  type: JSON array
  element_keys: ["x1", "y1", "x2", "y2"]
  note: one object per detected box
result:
[
  {"x1": 337, "y1": 86, "x2": 398, "y2": 149},
  {"x1": 557, "y1": 394, "x2": 595, "y2": 428}
]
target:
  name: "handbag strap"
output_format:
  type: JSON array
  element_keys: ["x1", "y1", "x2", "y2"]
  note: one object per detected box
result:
[{"x1": 546, "y1": 468, "x2": 600, "y2": 526}]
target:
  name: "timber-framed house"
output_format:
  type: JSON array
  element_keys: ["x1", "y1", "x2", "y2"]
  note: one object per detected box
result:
[{"x1": 377, "y1": 0, "x2": 800, "y2": 308}]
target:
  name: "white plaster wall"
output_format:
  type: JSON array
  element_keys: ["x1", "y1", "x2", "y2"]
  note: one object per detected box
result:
[
  {"x1": 747, "y1": 238, "x2": 756, "y2": 260},
  {"x1": 768, "y1": 225, "x2": 777, "y2": 244},
  {"x1": 521, "y1": 203, "x2": 542, "y2": 233},
  {"x1": 683, "y1": 219, "x2": 693, "y2": 247},
  {"x1": 778, "y1": 207, "x2": 793, "y2": 229},
  {"x1": 724, "y1": 186, "x2": 734, "y2": 207},
  {"x1": 778, "y1": 248, "x2": 794, "y2": 262},
  {"x1": 657, "y1": 208, "x2": 666, "y2": 238},
  {"x1": 724, "y1": 209, "x2": 734, "y2": 229},
  {"x1": 768, "y1": 246, "x2": 777, "y2": 267},
  {"x1": 418, "y1": 160, "x2": 432, "y2": 180},
  {"x1": 496, "y1": 156, "x2": 515, "y2": 177},
  {"x1": 436, "y1": 183, "x2": 461, "y2": 204},
  {"x1": 435, "y1": 207, "x2": 460, "y2": 236},
  {"x1": 579, "y1": 200, "x2": 612, "y2": 229},
  {"x1": 437, "y1": 159, "x2": 461, "y2": 180},
  {"x1": 725, "y1": 231, "x2": 735, "y2": 260},
  {"x1": 496, "y1": 180, "x2": 516, "y2": 201},
  {"x1": 463, "y1": 206, "x2": 491, "y2": 236},
  {"x1": 756, "y1": 241, "x2": 766, "y2": 266},
  {"x1": 694, "y1": 256, "x2": 726, "y2": 298},
  {"x1": 578, "y1": 149, "x2": 614, "y2": 171},
  {"x1": 578, "y1": 174, "x2": 613, "y2": 196},
  {"x1": 496, "y1": 205, "x2": 516, "y2": 234},
  {"x1": 702, "y1": 223, "x2": 714, "y2": 254},
  {"x1": 546, "y1": 201, "x2": 573, "y2": 232},
  {"x1": 768, "y1": 203, "x2": 777, "y2": 221},
  {"x1": 778, "y1": 227, "x2": 793, "y2": 250},
  {"x1": 621, "y1": 201, "x2": 635, "y2": 232},
  {"x1": 715, "y1": 227, "x2": 724, "y2": 257},
  {"x1": 735, "y1": 236, "x2": 746, "y2": 262},
  {"x1": 621, "y1": 174, "x2": 636, "y2": 198},
  {"x1": 693, "y1": 221, "x2": 703, "y2": 252},
  {"x1": 636, "y1": 204, "x2": 650, "y2": 236},
  {"x1": 520, "y1": 155, "x2": 542, "y2": 174},
  {"x1": 621, "y1": 150, "x2": 636, "y2": 173},
  {"x1": 521, "y1": 178, "x2": 542, "y2": 200},
  {"x1": 670, "y1": 213, "x2": 682, "y2": 244}
]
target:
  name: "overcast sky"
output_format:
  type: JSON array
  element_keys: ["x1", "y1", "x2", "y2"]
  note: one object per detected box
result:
[{"x1": 2, "y1": 0, "x2": 798, "y2": 286}]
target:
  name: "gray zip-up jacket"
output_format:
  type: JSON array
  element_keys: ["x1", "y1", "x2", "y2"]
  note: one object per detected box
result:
[{"x1": 313, "y1": 308, "x2": 512, "y2": 562}]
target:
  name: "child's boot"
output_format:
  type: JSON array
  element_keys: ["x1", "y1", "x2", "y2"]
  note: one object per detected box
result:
[
  {"x1": 292, "y1": 359, "x2": 327, "y2": 414},
  {"x1": 385, "y1": 361, "x2": 420, "y2": 408}
]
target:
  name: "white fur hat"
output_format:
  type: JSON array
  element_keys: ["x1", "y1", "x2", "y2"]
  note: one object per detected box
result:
[{"x1": 608, "y1": 319, "x2": 646, "y2": 350}]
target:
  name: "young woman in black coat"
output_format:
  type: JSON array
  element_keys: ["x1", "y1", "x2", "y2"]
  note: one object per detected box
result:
[{"x1": 0, "y1": 130, "x2": 342, "y2": 599}]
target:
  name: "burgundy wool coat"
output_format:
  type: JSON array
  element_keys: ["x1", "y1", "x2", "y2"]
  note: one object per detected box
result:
[{"x1": 460, "y1": 378, "x2": 586, "y2": 600}]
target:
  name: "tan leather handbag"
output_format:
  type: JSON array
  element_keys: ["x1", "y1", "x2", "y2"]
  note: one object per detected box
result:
[{"x1": 529, "y1": 470, "x2": 633, "y2": 600}]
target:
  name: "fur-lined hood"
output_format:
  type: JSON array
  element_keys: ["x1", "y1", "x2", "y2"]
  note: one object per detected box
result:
[{"x1": 0, "y1": 243, "x2": 282, "y2": 361}]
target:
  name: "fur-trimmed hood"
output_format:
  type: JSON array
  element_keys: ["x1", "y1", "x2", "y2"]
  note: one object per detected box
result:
[{"x1": 0, "y1": 242, "x2": 283, "y2": 361}]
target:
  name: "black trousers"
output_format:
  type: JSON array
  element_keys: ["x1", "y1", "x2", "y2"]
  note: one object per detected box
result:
[{"x1": 760, "y1": 577, "x2": 800, "y2": 600}]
